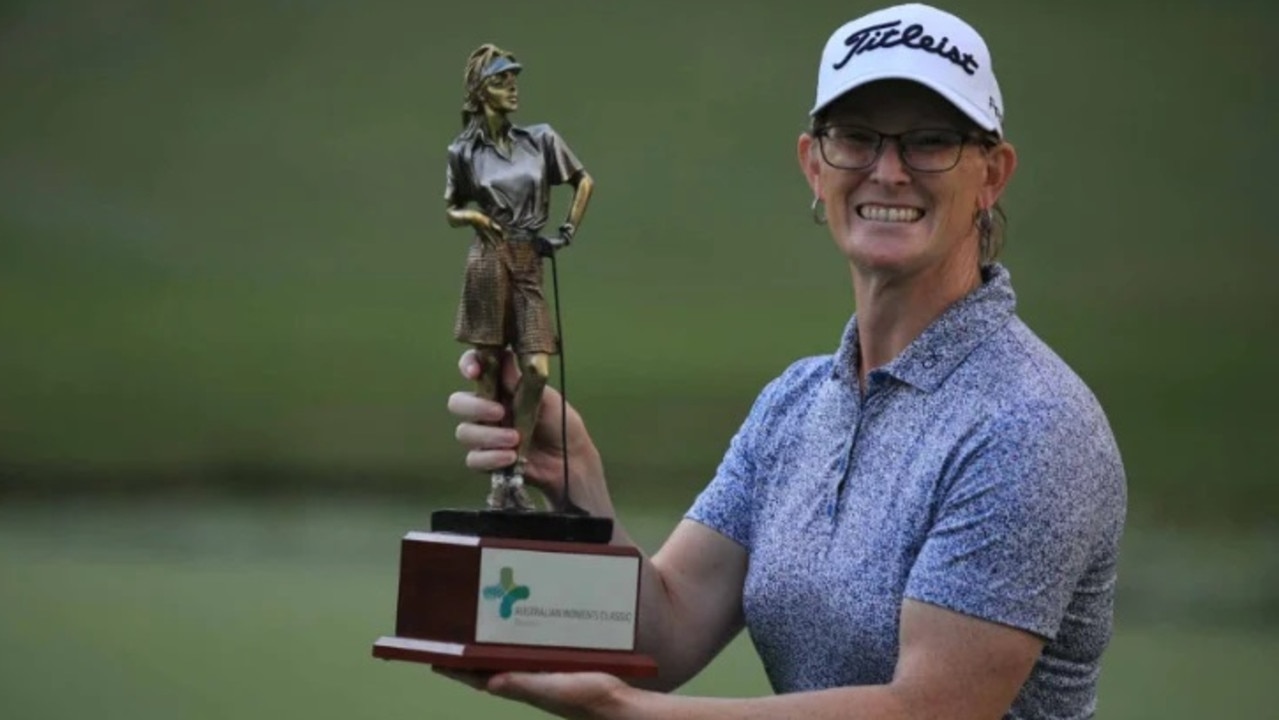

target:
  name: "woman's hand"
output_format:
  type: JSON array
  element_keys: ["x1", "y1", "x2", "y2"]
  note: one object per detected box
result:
[
  {"x1": 489, "y1": 672, "x2": 631, "y2": 720},
  {"x1": 447, "y1": 349, "x2": 604, "y2": 510},
  {"x1": 434, "y1": 668, "x2": 632, "y2": 720},
  {"x1": 473, "y1": 212, "x2": 505, "y2": 246}
]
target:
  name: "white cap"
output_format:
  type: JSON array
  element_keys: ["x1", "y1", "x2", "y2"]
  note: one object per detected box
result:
[{"x1": 810, "y1": 3, "x2": 1004, "y2": 136}]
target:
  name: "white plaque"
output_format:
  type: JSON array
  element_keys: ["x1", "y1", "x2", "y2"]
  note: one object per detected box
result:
[{"x1": 475, "y1": 548, "x2": 639, "y2": 651}]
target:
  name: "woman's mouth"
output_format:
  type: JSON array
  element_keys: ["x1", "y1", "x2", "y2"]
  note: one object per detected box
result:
[{"x1": 856, "y1": 204, "x2": 924, "y2": 223}]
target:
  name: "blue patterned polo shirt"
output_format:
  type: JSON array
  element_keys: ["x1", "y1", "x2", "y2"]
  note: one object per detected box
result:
[{"x1": 686, "y1": 263, "x2": 1127, "y2": 719}]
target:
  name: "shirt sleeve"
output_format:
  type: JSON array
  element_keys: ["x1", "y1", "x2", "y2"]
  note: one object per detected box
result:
[
  {"x1": 684, "y1": 373, "x2": 792, "y2": 550},
  {"x1": 904, "y1": 400, "x2": 1126, "y2": 640},
  {"x1": 444, "y1": 145, "x2": 467, "y2": 206},
  {"x1": 539, "y1": 125, "x2": 585, "y2": 186}
]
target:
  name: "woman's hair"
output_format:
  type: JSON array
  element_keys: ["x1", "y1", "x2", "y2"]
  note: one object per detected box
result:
[
  {"x1": 460, "y1": 43, "x2": 517, "y2": 129},
  {"x1": 808, "y1": 112, "x2": 1009, "y2": 266},
  {"x1": 980, "y1": 199, "x2": 1007, "y2": 266}
]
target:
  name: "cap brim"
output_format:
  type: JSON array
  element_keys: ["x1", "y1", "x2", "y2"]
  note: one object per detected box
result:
[
  {"x1": 481, "y1": 58, "x2": 523, "y2": 80},
  {"x1": 810, "y1": 71, "x2": 1000, "y2": 136}
]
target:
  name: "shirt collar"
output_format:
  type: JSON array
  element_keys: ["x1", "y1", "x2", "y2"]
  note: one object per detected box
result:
[
  {"x1": 830, "y1": 263, "x2": 1018, "y2": 393},
  {"x1": 471, "y1": 123, "x2": 532, "y2": 153}
]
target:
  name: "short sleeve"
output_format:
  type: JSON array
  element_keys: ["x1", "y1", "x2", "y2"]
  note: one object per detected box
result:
[
  {"x1": 444, "y1": 145, "x2": 468, "y2": 205},
  {"x1": 538, "y1": 125, "x2": 585, "y2": 186},
  {"x1": 904, "y1": 401, "x2": 1126, "y2": 640},
  {"x1": 685, "y1": 374, "x2": 790, "y2": 550}
]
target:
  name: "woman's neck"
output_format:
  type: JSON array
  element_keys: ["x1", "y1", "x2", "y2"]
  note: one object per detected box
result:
[
  {"x1": 851, "y1": 254, "x2": 982, "y2": 393},
  {"x1": 483, "y1": 110, "x2": 510, "y2": 150}
]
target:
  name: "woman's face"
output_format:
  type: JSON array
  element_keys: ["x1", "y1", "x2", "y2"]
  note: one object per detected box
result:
[
  {"x1": 798, "y1": 80, "x2": 1015, "y2": 280},
  {"x1": 481, "y1": 70, "x2": 519, "y2": 115}
]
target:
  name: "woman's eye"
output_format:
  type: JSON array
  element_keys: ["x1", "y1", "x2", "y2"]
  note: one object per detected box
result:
[
  {"x1": 909, "y1": 132, "x2": 957, "y2": 148},
  {"x1": 837, "y1": 129, "x2": 879, "y2": 145}
]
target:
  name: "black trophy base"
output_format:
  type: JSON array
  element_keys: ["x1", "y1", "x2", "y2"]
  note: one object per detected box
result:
[{"x1": 431, "y1": 508, "x2": 613, "y2": 544}]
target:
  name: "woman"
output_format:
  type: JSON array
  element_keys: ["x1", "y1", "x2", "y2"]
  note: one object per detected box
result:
[
  {"x1": 446, "y1": 5, "x2": 1126, "y2": 719},
  {"x1": 445, "y1": 43, "x2": 594, "y2": 511}
]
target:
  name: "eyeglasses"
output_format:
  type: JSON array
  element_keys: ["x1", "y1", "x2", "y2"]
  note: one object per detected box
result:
[{"x1": 813, "y1": 125, "x2": 994, "y2": 173}]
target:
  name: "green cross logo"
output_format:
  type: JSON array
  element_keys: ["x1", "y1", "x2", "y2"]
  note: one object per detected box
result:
[{"x1": 482, "y1": 566, "x2": 530, "y2": 619}]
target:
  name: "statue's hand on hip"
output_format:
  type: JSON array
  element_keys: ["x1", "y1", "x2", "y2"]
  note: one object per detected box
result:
[{"x1": 476, "y1": 214, "x2": 505, "y2": 247}]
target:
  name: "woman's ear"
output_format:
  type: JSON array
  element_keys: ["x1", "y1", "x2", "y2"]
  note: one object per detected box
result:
[
  {"x1": 798, "y1": 132, "x2": 823, "y2": 198},
  {"x1": 980, "y1": 141, "x2": 1018, "y2": 209}
]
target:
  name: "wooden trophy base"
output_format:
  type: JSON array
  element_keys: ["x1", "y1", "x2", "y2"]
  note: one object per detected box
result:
[
  {"x1": 371, "y1": 515, "x2": 657, "y2": 678},
  {"x1": 373, "y1": 636, "x2": 657, "y2": 676}
]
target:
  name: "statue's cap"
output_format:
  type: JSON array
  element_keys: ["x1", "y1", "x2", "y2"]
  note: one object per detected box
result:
[{"x1": 481, "y1": 56, "x2": 522, "y2": 81}]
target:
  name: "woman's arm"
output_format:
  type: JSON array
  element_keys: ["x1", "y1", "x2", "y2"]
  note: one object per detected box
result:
[
  {"x1": 630, "y1": 520, "x2": 747, "y2": 691},
  {"x1": 559, "y1": 171, "x2": 594, "y2": 241},
  {"x1": 446, "y1": 204, "x2": 503, "y2": 244},
  {"x1": 488, "y1": 599, "x2": 1043, "y2": 720},
  {"x1": 446, "y1": 205, "x2": 482, "y2": 228}
]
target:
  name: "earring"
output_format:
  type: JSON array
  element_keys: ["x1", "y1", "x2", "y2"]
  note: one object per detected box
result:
[
  {"x1": 811, "y1": 196, "x2": 827, "y2": 225},
  {"x1": 976, "y1": 206, "x2": 994, "y2": 239}
]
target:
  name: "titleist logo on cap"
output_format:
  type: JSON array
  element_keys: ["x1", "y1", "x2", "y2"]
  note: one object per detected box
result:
[{"x1": 833, "y1": 20, "x2": 980, "y2": 76}]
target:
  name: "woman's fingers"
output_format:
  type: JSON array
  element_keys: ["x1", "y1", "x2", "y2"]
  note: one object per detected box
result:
[
  {"x1": 447, "y1": 390, "x2": 505, "y2": 424},
  {"x1": 458, "y1": 350, "x2": 481, "y2": 381},
  {"x1": 451, "y1": 350, "x2": 541, "y2": 474},
  {"x1": 459, "y1": 348, "x2": 521, "y2": 392},
  {"x1": 464, "y1": 448, "x2": 519, "y2": 472},
  {"x1": 431, "y1": 667, "x2": 494, "y2": 692},
  {"x1": 450, "y1": 353, "x2": 522, "y2": 472},
  {"x1": 454, "y1": 421, "x2": 518, "y2": 450}
]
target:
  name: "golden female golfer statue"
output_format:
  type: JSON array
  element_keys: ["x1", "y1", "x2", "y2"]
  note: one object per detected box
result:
[{"x1": 444, "y1": 44, "x2": 594, "y2": 511}]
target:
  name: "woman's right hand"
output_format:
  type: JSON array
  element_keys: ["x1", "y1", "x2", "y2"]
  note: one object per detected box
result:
[
  {"x1": 447, "y1": 350, "x2": 608, "y2": 513},
  {"x1": 473, "y1": 213, "x2": 505, "y2": 246}
]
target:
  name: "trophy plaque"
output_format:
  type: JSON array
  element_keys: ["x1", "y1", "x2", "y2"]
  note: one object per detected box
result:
[
  {"x1": 371, "y1": 530, "x2": 656, "y2": 676},
  {"x1": 371, "y1": 44, "x2": 657, "y2": 678}
]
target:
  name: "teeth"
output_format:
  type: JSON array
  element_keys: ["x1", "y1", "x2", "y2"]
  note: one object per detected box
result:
[{"x1": 858, "y1": 205, "x2": 922, "y2": 223}]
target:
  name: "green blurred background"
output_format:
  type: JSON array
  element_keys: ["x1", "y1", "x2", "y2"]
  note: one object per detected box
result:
[{"x1": 1, "y1": 0, "x2": 1275, "y2": 717}]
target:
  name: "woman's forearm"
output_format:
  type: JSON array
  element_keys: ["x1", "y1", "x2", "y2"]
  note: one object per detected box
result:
[
  {"x1": 446, "y1": 206, "x2": 488, "y2": 229},
  {"x1": 548, "y1": 446, "x2": 717, "y2": 692},
  {"x1": 612, "y1": 683, "x2": 912, "y2": 720},
  {"x1": 565, "y1": 172, "x2": 594, "y2": 232}
]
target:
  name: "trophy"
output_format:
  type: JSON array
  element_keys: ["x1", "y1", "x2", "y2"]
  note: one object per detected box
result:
[{"x1": 371, "y1": 44, "x2": 657, "y2": 678}]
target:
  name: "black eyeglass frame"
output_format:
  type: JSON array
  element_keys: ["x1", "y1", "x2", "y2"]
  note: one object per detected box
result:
[{"x1": 812, "y1": 125, "x2": 999, "y2": 173}]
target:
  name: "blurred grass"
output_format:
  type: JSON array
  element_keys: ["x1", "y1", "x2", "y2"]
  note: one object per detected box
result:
[
  {"x1": 2, "y1": 3, "x2": 1276, "y2": 718},
  {"x1": 1, "y1": 0, "x2": 1277, "y2": 526},
  {"x1": 2, "y1": 3, "x2": 1276, "y2": 713},
  {"x1": 0, "y1": 499, "x2": 1275, "y2": 719}
]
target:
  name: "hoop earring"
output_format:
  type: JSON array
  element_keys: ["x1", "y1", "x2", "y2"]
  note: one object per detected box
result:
[
  {"x1": 811, "y1": 196, "x2": 827, "y2": 225},
  {"x1": 976, "y1": 206, "x2": 994, "y2": 240}
]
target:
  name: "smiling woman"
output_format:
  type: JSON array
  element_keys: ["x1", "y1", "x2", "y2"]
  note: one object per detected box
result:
[
  {"x1": 444, "y1": 4, "x2": 1127, "y2": 720},
  {"x1": 799, "y1": 78, "x2": 1015, "y2": 304}
]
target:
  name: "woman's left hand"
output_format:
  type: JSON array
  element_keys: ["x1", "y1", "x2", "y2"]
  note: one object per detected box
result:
[{"x1": 479, "y1": 671, "x2": 631, "y2": 720}]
